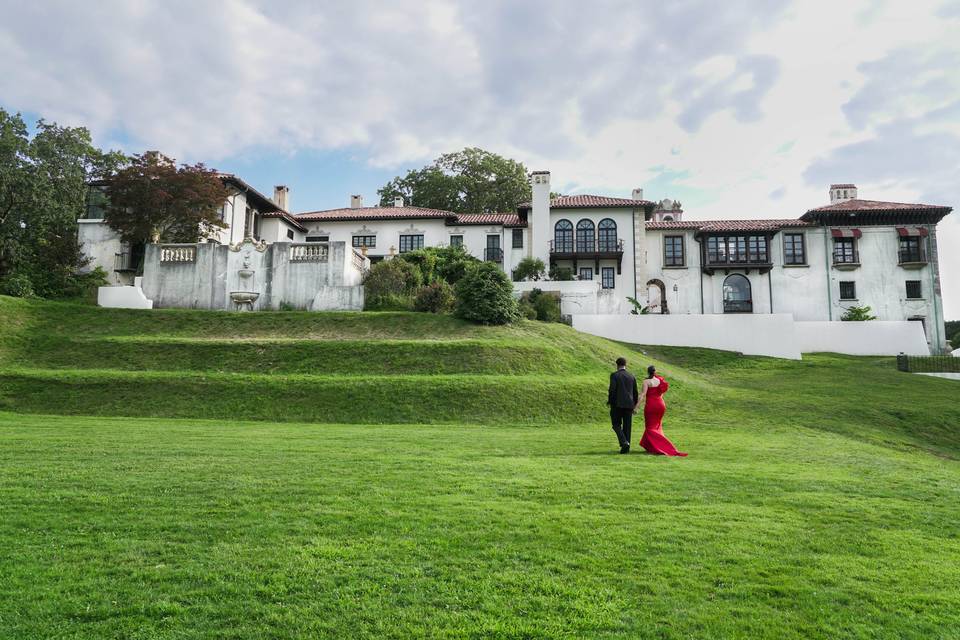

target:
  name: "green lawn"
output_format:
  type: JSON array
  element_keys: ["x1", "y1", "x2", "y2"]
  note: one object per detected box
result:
[{"x1": 1, "y1": 296, "x2": 959, "y2": 638}]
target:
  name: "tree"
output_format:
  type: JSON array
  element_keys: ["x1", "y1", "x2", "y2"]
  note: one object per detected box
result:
[
  {"x1": 0, "y1": 110, "x2": 124, "y2": 298},
  {"x1": 104, "y1": 152, "x2": 228, "y2": 245},
  {"x1": 362, "y1": 258, "x2": 423, "y2": 310},
  {"x1": 378, "y1": 147, "x2": 532, "y2": 213},
  {"x1": 512, "y1": 257, "x2": 546, "y2": 281},
  {"x1": 453, "y1": 262, "x2": 520, "y2": 325}
]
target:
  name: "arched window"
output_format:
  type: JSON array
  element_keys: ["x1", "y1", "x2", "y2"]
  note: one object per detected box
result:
[
  {"x1": 554, "y1": 219, "x2": 573, "y2": 252},
  {"x1": 662, "y1": 215, "x2": 674, "y2": 222},
  {"x1": 576, "y1": 219, "x2": 595, "y2": 252},
  {"x1": 723, "y1": 274, "x2": 752, "y2": 313},
  {"x1": 598, "y1": 218, "x2": 617, "y2": 251}
]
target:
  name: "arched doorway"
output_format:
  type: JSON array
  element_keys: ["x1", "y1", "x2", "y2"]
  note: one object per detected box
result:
[
  {"x1": 646, "y1": 279, "x2": 668, "y2": 314},
  {"x1": 723, "y1": 274, "x2": 752, "y2": 313}
]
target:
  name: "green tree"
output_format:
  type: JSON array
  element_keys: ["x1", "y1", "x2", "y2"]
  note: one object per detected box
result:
[
  {"x1": 104, "y1": 152, "x2": 228, "y2": 246},
  {"x1": 453, "y1": 262, "x2": 520, "y2": 325},
  {"x1": 840, "y1": 305, "x2": 877, "y2": 321},
  {"x1": 512, "y1": 257, "x2": 546, "y2": 282},
  {"x1": 0, "y1": 110, "x2": 124, "y2": 298},
  {"x1": 378, "y1": 147, "x2": 532, "y2": 213}
]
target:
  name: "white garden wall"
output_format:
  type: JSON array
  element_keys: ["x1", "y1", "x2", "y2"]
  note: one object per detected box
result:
[
  {"x1": 571, "y1": 314, "x2": 931, "y2": 360},
  {"x1": 572, "y1": 313, "x2": 802, "y2": 359},
  {"x1": 793, "y1": 321, "x2": 929, "y2": 356}
]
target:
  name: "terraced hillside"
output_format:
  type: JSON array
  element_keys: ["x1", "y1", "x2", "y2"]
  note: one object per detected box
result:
[{"x1": 1, "y1": 295, "x2": 959, "y2": 639}]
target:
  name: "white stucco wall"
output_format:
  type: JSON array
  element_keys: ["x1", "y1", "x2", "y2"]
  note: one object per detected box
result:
[
  {"x1": 794, "y1": 321, "x2": 930, "y2": 356},
  {"x1": 514, "y1": 280, "x2": 601, "y2": 315},
  {"x1": 572, "y1": 313, "x2": 803, "y2": 359}
]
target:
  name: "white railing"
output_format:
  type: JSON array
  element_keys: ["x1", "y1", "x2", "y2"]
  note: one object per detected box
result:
[
  {"x1": 352, "y1": 249, "x2": 367, "y2": 271},
  {"x1": 159, "y1": 245, "x2": 197, "y2": 263},
  {"x1": 290, "y1": 243, "x2": 329, "y2": 262}
]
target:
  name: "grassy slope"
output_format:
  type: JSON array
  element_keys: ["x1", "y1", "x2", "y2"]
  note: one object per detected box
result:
[{"x1": 1, "y1": 296, "x2": 959, "y2": 638}]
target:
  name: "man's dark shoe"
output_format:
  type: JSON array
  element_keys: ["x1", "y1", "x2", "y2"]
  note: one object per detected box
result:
[{"x1": 619, "y1": 445, "x2": 630, "y2": 454}]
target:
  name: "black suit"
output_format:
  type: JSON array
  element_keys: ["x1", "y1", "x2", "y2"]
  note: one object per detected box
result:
[{"x1": 607, "y1": 368, "x2": 639, "y2": 448}]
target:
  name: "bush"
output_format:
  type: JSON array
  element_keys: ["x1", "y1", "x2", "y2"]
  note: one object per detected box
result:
[
  {"x1": 518, "y1": 300, "x2": 537, "y2": 320},
  {"x1": 363, "y1": 259, "x2": 422, "y2": 310},
  {"x1": 454, "y1": 262, "x2": 520, "y2": 325},
  {"x1": 1, "y1": 274, "x2": 36, "y2": 298},
  {"x1": 395, "y1": 245, "x2": 479, "y2": 285},
  {"x1": 513, "y1": 257, "x2": 546, "y2": 282},
  {"x1": 841, "y1": 305, "x2": 877, "y2": 321},
  {"x1": 520, "y1": 288, "x2": 562, "y2": 322},
  {"x1": 549, "y1": 266, "x2": 574, "y2": 281},
  {"x1": 414, "y1": 280, "x2": 455, "y2": 313}
]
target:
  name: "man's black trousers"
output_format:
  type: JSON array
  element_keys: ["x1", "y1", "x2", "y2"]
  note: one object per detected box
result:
[{"x1": 610, "y1": 407, "x2": 633, "y2": 447}]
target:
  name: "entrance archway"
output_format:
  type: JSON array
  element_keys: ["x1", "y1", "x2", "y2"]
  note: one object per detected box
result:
[
  {"x1": 723, "y1": 274, "x2": 752, "y2": 313},
  {"x1": 646, "y1": 279, "x2": 668, "y2": 314}
]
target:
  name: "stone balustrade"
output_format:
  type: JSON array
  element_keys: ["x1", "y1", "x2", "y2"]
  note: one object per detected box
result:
[
  {"x1": 159, "y1": 245, "x2": 197, "y2": 263},
  {"x1": 290, "y1": 243, "x2": 329, "y2": 262}
]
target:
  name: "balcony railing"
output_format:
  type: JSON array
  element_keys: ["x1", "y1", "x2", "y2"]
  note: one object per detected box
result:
[
  {"x1": 550, "y1": 239, "x2": 624, "y2": 254},
  {"x1": 290, "y1": 243, "x2": 329, "y2": 262},
  {"x1": 898, "y1": 249, "x2": 927, "y2": 265},
  {"x1": 484, "y1": 247, "x2": 504, "y2": 263},
  {"x1": 114, "y1": 250, "x2": 136, "y2": 272}
]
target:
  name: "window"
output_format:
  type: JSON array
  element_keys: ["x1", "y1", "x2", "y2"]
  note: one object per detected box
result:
[
  {"x1": 554, "y1": 219, "x2": 573, "y2": 252},
  {"x1": 305, "y1": 235, "x2": 329, "y2": 243},
  {"x1": 576, "y1": 219, "x2": 595, "y2": 252},
  {"x1": 906, "y1": 280, "x2": 922, "y2": 299},
  {"x1": 352, "y1": 235, "x2": 376, "y2": 248},
  {"x1": 512, "y1": 228, "x2": 523, "y2": 249},
  {"x1": 898, "y1": 236, "x2": 924, "y2": 263},
  {"x1": 722, "y1": 274, "x2": 752, "y2": 313},
  {"x1": 399, "y1": 234, "x2": 424, "y2": 253},
  {"x1": 449, "y1": 235, "x2": 463, "y2": 248},
  {"x1": 601, "y1": 267, "x2": 615, "y2": 289},
  {"x1": 705, "y1": 235, "x2": 769, "y2": 264},
  {"x1": 579, "y1": 267, "x2": 593, "y2": 281},
  {"x1": 833, "y1": 238, "x2": 858, "y2": 264},
  {"x1": 598, "y1": 219, "x2": 618, "y2": 251},
  {"x1": 84, "y1": 186, "x2": 108, "y2": 219},
  {"x1": 664, "y1": 235, "x2": 685, "y2": 267},
  {"x1": 783, "y1": 233, "x2": 806, "y2": 265},
  {"x1": 839, "y1": 281, "x2": 856, "y2": 300},
  {"x1": 286, "y1": 229, "x2": 295, "y2": 240},
  {"x1": 485, "y1": 235, "x2": 502, "y2": 262}
]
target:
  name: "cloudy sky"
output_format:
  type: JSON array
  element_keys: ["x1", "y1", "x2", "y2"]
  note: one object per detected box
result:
[{"x1": 2, "y1": 0, "x2": 959, "y2": 317}]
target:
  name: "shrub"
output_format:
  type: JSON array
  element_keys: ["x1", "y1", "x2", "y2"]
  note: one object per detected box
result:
[
  {"x1": 454, "y1": 262, "x2": 520, "y2": 325},
  {"x1": 395, "y1": 245, "x2": 479, "y2": 285},
  {"x1": 414, "y1": 280, "x2": 455, "y2": 313},
  {"x1": 363, "y1": 259, "x2": 422, "y2": 310},
  {"x1": 549, "y1": 266, "x2": 574, "y2": 281},
  {"x1": 518, "y1": 300, "x2": 537, "y2": 320},
  {"x1": 512, "y1": 257, "x2": 546, "y2": 282},
  {"x1": 520, "y1": 288, "x2": 562, "y2": 322},
  {"x1": 1, "y1": 274, "x2": 36, "y2": 298},
  {"x1": 841, "y1": 305, "x2": 877, "y2": 321}
]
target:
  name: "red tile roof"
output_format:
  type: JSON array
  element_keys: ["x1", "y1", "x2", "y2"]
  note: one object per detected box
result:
[
  {"x1": 805, "y1": 199, "x2": 950, "y2": 213},
  {"x1": 646, "y1": 219, "x2": 813, "y2": 232},
  {"x1": 217, "y1": 172, "x2": 306, "y2": 232},
  {"x1": 452, "y1": 213, "x2": 525, "y2": 227},
  {"x1": 830, "y1": 183, "x2": 857, "y2": 189},
  {"x1": 295, "y1": 206, "x2": 456, "y2": 222},
  {"x1": 518, "y1": 194, "x2": 653, "y2": 210}
]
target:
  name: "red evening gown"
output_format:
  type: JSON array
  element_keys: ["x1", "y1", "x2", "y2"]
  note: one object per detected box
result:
[{"x1": 640, "y1": 376, "x2": 687, "y2": 457}]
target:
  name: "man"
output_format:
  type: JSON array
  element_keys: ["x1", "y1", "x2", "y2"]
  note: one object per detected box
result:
[{"x1": 607, "y1": 356, "x2": 639, "y2": 453}]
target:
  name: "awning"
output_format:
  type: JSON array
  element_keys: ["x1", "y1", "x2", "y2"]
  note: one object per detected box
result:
[
  {"x1": 896, "y1": 226, "x2": 929, "y2": 237},
  {"x1": 831, "y1": 228, "x2": 862, "y2": 239}
]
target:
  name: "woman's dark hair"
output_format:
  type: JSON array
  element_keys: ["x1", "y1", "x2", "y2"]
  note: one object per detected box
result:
[{"x1": 647, "y1": 365, "x2": 656, "y2": 379}]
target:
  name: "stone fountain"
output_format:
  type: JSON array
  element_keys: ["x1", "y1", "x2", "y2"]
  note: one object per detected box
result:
[{"x1": 229, "y1": 244, "x2": 260, "y2": 311}]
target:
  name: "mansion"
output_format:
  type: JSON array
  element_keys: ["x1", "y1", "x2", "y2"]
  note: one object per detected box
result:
[{"x1": 79, "y1": 172, "x2": 952, "y2": 352}]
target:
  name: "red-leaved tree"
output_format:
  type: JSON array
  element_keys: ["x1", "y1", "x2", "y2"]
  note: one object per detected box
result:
[{"x1": 104, "y1": 151, "x2": 228, "y2": 245}]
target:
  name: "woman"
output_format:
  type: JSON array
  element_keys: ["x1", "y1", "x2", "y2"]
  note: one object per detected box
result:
[{"x1": 638, "y1": 366, "x2": 687, "y2": 457}]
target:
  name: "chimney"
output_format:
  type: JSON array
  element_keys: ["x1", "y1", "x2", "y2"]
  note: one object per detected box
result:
[
  {"x1": 394, "y1": 196, "x2": 404, "y2": 208},
  {"x1": 273, "y1": 185, "x2": 289, "y2": 211},
  {"x1": 530, "y1": 171, "x2": 551, "y2": 267},
  {"x1": 351, "y1": 195, "x2": 364, "y2": 209},
  {"x1": 631, "y1": 187, "x2": 644, "y2": 201},
  {"x1": 829, "y1": 183, "x2": 857, "y2": 203}
]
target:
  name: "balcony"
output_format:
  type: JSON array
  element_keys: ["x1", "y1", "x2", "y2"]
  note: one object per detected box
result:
[
  {"x1": 549, "y1": 238, "x2": 625, "y2": 273},
  {"x1": 484, "y1": 247, "x2": 504, "y2": 263},
  {"x1": 898, "y1": 249, "x2": 928, "y2": 270},
  {"x1": 832, "y1": 249, "x2": 860, "y2": 270}
]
